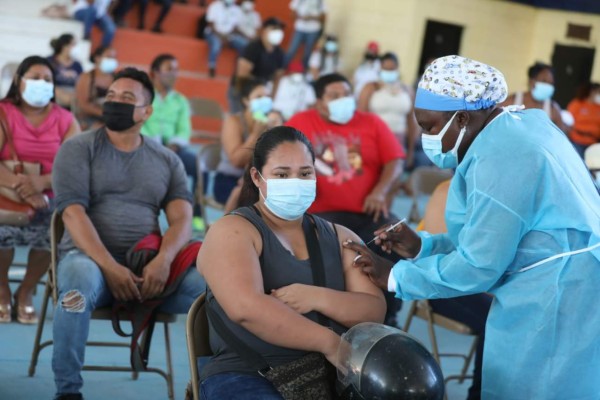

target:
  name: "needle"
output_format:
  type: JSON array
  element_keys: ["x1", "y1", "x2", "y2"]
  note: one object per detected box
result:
[{"x1": 365, "y1": 218, "x2": 407, "y2": 246}]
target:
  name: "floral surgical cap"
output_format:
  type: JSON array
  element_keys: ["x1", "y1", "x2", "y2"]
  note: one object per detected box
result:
[{"x1": 415, "y1": 55, "x2": 508, "y2": 111}]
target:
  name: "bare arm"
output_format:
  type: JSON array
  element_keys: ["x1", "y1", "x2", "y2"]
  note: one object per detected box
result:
[
  {"x1": 222, "y1": 115, "x2": 264, "y2": 168},
  {"x1": 198, "y1": 216, "x2": 341, "y2": 364},
  {"x1": 551, "y1": 101, "x2": 568, "y2": 133},
  {"x1": 236, "y1": 58, "x2": 255, "y2": 79},
  {"x1": 274, "y1": 224, "x2": 386, "y2": 328},
  {"x1": 373, "y1": 159, "x2": 403, "y2": 196},
  {"x1": 75, "y1": 73, "x2": 103, "y2": 117},
  {"x1": 357, "y1": 82, "x2": 376, "y2": 112}
]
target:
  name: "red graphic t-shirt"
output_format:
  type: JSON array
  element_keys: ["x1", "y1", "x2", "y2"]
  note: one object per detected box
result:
[{"x1": 286, "y1": 109, "x2": 405, "y2": 213}]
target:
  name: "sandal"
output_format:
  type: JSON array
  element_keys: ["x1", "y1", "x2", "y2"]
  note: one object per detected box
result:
[
  {"x1": 0, "y1": 302, "x2": 11, "y2": 323},
  {"x1": 13, "y1": 291, "x2": 38, "y2": 325}
]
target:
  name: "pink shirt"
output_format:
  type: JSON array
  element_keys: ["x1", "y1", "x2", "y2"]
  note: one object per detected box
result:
[{"x1": 0, "y1": 101, "x2": 73, "y2": 175}]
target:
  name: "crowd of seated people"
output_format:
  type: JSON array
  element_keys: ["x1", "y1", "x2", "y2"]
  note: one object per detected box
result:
[{"x1": 2, "y1": 2, "x2": 599, "y2": 399}]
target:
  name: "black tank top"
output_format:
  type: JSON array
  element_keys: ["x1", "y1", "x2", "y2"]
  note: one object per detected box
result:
[{"x1": 201, "y1": 207, "x2": 346, "y2": 379}]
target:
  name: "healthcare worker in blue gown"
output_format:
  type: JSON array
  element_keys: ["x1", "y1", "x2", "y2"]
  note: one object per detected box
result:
[{"x1": 344, "y1": 55, "x2": 600, "y2": 400}]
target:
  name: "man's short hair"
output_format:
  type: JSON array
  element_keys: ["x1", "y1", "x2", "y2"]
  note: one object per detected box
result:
[
  {"x1": 113, "y1": 67, "x2": 155, "y2": 104},
  {"x1": 150, "y1": 53, "x2": 176, "y2": 73},
  {"x1": 314, "y1": 73, "x2": 352, "y2": 99}
]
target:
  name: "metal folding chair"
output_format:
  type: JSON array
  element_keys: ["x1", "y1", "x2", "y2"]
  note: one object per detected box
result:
[
  {"x1": 28, "y1": 211, "x2": 177, "y2": 400},
  {"x1": 185, "y1": 293, "x2": 212, "y2": 400},
  {"x1": 196, "y1": 143, "x2": 225, "y2": 227}
]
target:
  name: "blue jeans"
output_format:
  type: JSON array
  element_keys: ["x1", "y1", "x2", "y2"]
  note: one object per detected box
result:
[
  {"x1": 52, "y1": 250, "x2": 205, "y2": 396},
  {"x1": 205, "y1": 31, "x2": 249, "y2": 68},
  {"x1": 284, "y1": 30, "x2": 321, "y2": 67},
  {"x1": 74, "y1": 7, "x2": 116, "y2": 47},
  {"x1": 200, "y1": 372, "x2": 283, "y2": 400}
]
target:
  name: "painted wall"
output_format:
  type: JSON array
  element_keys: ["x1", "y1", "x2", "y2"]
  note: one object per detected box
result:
[{"x1": 325, "y1": 0, "x2": 600, "y2": 93}]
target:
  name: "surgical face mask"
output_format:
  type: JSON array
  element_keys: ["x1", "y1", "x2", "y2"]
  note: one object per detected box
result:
[
  {"x1": 531, "y1": 82, "x2": 554, "y2": 101},
  {"x1": 21, "y1": 79, "x2": 54, "y2": 108},
  {"x1": 241, "y1": 1, "x2": 254, "y2": 11},
  {"x1": 223, "y1": 0, "x2": 235, "y2": 5},
  {"x1": 421, "y1": 111, "x2": 467, "y2": 169},
  {"x1": 327, "y1": 96, "x2": 356, "y2": 125},
  {"x1": 365, "y1": 53, "x2": 378, "y2": 62},
  {"x1": 380, "y1": 70, "x2": 399, "y2": 84},
  {"x1": 102, "y1": 101, "x2": 142, "y2": 131},
  {"x1": 99, "y1": 57, "x2": 118, "y2": 74},
  {"x1": 324, "y1": 41, "x2": 338, "y2": 53},
  {"x1": 258, "y1": 172, "x2": 316, "y2": 221},
  {"x1": 250, "y1": 96, "x2": 273, "y2": 114},
  {"x1": 593, "y1": 94, "x2": 600, "y2": 105},
  {"x1": 290, "y1": 73, "x2": 304, "y2": 83},
  {"x1": 267, "y1": 29, "x2": 284, "y2": 46},
  {"x1": 69, "y1": 44, "x2": 79, "y2": 60}
]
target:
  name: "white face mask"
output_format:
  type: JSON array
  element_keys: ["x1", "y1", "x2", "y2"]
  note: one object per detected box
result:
[
  {"x1": 21, "y1": 79, "x2": 54, "y2": 108},
  {"x1": 267, "y1": 29, "x2": 284, "y2": 46},
  {"x1": 69, "y1": 44, "x2": 79, "y2": 60},
  {"x1": 242, "y1": 1, "x2": 254, "y2": 11},
  {"x1": 593, "y1": 94, "x2": 600, "y2": 105},
  {"x1": 290, "y1": 73, "x2": 304, "y2": 83},
  {"x1": 258, "y1": 172, "x2": 316, "y2": 221},
  {"x1": 99, "y1": 57, "x2": 118, "y2": 74}
]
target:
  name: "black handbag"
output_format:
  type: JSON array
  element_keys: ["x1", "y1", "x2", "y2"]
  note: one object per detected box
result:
[{"x1": 206, "y1": 213, "x2": 337, "y2": 400}]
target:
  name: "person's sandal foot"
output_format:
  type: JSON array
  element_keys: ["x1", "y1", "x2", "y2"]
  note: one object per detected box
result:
[
  {"x1": 13, "y1": 292, "x2": 38, "y2": 324},
  {"x1": 0, "y1": 302, "x2": 11, "y2": 323}
]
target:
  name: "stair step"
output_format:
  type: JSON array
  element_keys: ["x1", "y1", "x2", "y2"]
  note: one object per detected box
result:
[{"x1": 91, "y1": 28, "x2": 238, "y2": 76}]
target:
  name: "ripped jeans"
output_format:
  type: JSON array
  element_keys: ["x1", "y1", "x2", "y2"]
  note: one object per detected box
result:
[{"x1": 52, "y1": 250, "x2": 206, "y2": 396}]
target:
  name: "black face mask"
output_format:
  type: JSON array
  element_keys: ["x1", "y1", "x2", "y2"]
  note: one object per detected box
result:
[
  {"x1": 102, "y1": 101, "x2": 138, "y2": 131},
  {"x1": 364, "y1": 53, "x2": 378, "y2": 62}
]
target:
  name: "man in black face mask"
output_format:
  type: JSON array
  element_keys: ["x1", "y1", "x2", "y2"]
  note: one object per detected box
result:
[
  {"x1": 51, "y1": 68, "x2": 205, "y2": 400},
  {"x1": 141, "y1": 54, "x2": 203, "y2": 230}
]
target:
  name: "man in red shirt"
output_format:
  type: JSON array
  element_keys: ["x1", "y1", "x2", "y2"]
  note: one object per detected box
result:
[{"x1": 286, "y1": 73, "x2": 405, "y2": 324}]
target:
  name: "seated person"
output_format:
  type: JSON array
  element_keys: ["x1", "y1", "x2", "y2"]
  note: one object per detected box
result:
[
  {"x1": 197, "y1": 126, "x2": 386, "y2": 399},
  {"x1": 0, "y1": 56, "x2": 80, "y2": 324},
  {"x1": 141, "y1": 54, "x2": 202, "y2": 228},
  {"x1": 215, "y1": 78, "x2": 282, "y2": 204},
  {"x1": 205, "y1": 0, "x2": 248, "y2": 77},
  {"x1": 501, "y1": 62, "x2": 567, "y2": 132},
  {"x1": 71, "y1": 0, "x2": 116, "y2": 47},
  {"x1": 308, "y1": 35, "x2": 342, "y2": 82},
  {"x1": 567, "y1": 82, "x2": 600, "y2": 157},
  {"x1": 46, "y1": 33, "x2": 83, "y2": 109},
  {"x1": 51, "y1": 68, "x2": 205, "y2": 400},
  {"x1": 420, "y1": 180, "x2": 491, "y2": 400},
  {"x1": 273, "y1": 61, "x2": 316, "y2": 121},
  {"x1": 237, "y1": 0, "x2": 262, "y2": 41},
  {"x1": 74, "y1": 46, "x2": 117, "y2": 130},
  {"x1": 286, "y1": 73, "x2": 404, "y2": 325}
]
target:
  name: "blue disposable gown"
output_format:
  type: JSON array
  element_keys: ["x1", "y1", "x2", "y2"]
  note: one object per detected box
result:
[{"x1": 391, "y1": 109, "x2": 600, "y2": 399}]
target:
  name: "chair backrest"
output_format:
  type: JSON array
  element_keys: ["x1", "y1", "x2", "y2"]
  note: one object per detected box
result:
[
  {"x1": 415, "y1": 300, "x2": 473, "y2": 335},
  {"x1": 410, "y1": 167, "x2": 454, "y2": 199},
  {"x1": 198, "y1": 143, "x2": 222, "y2": 173},
  {"x1": 186, "y1": 293, "x2": 212, "y2": 400},
  {"x1": 50, "y1": 211, "x2": 65, "y2": 304},
  {"x1": 188, "y1": 97, "x2": 224, "y2": 120}
]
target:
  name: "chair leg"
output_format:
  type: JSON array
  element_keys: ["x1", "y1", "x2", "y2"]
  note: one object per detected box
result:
[
  {"x1": 28, "y1": 282, "x2": 51, "y2": 377},
  {"x1": 402, "y1": 301, "x2": 417, "y2": 332},
  {"x1": 164, "y1": 322, "x2": 174, "y2": 400},
  {"x1": 458, "y1": 337, "x2": 478, "y2": 384}
]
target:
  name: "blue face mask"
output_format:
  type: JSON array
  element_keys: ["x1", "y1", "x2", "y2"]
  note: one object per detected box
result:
[
  {"x1": 531, "y1": 82, "x2": 554, "y2": 101},
  {"x1": 21, "y1": 79, "x2": 54, "y2": 107},
  {"x1": 379, "y1": 70, "x2": 399, "y2": 84},
  {"x1": 250, "y1": 96, "x2": 273, "y2": 115},
  {"x1": 324, "y1": 41, "x2": 338, "y2": 53},
  {"x1": 258, "y1": 172, "x2": 316, "y2": 221},
  {"x1": 327, "y1": 96, "x2": 356, "y2": 124},
  {"x1": 99, "y1": 57, "x2": 118, "y2": 74},
  {"x1": 421, "y1": 111, "x2": 467, "y2": 169}
]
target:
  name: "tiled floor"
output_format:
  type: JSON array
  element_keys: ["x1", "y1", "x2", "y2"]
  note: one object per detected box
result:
[{"x1": 0, "y1": 194, "x2": 474, "y2": 400}]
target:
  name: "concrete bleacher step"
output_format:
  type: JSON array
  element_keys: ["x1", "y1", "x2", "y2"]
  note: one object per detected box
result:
[{"x1": 91, "y1": 28, "x2": 238, "y2": 76}]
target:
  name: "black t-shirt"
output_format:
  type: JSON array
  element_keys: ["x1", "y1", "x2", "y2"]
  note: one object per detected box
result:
[{"x1": 232, "y1": 40, "x2": 284, "y2": 83}]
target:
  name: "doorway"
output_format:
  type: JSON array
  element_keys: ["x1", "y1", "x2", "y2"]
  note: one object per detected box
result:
[
  {"x1": 552, "y1": 44, "x2": 595, "y2": 108},
  {"x1": 417, "y1": 20, "x2": 464, "y2": 81}
]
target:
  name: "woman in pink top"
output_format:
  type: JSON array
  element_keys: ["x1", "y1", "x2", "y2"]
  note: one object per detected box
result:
[{"x1": 0, "y1": 56, "x2": 80, "y2": 324}]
